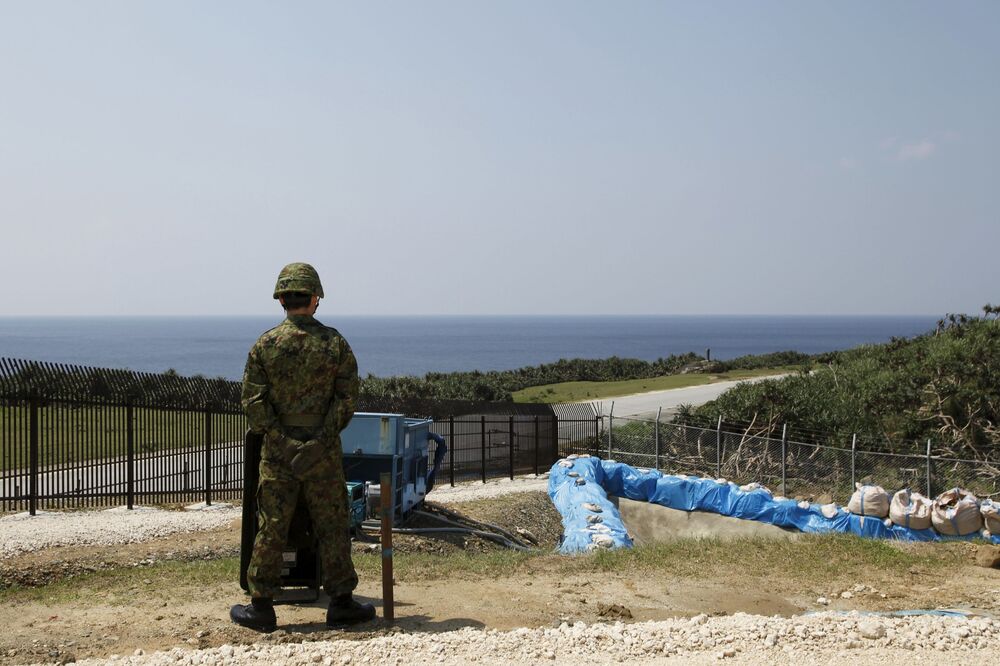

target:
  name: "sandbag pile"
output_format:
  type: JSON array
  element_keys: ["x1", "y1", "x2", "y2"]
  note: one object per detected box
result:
[
  {"x1": 889, "y1": 489, "x2": 933, "y2": 530},
  {"x1": 981, "y1": 499, "x2": 1000, "y2": 536},
  {"x1": 931, "y1": 488, "x2": 983, "y2": 536},
  {"x1": 847, "y1": 484, "x2": 890, "y2": 518},
  {"x1": 844, "y1": 485, "x2": 992, "y2": 538}
]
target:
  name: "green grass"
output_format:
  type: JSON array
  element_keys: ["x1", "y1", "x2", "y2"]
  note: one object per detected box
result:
[
  {"x1": 512, "y1": 367, "x2": 798, "y2": 404},
  {"x1": 0, "y1": 558, "x2": 241, "y2": 604},
  {"x1": 0, "y1": 534, "x2": 959, "y2": 606}
]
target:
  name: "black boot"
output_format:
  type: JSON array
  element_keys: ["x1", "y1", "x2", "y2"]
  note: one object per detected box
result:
[
  {"x1": 230, "y1": 597, "x2": 277, "y2": 632},
  {"x1": 326, "y1": 594, "x2": 376, "y2": 627}
]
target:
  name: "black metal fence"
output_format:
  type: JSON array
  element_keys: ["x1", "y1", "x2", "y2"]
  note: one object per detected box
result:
[
  {"x1": 1, "y1": 358, "x2": 248, "y2": 513},
  {"x1": 1, "y1": 358, "x2": 599, "y2": 513}
]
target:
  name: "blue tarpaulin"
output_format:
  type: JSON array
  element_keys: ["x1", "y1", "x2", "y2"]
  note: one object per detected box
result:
[{"x1": 548, "y1": 455, "x2": 1000, "y2": 554}]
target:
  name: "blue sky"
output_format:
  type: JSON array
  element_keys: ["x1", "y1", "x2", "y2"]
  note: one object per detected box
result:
[{"x1": 1, "y1": 1, "x2": 997, "y2": 316}]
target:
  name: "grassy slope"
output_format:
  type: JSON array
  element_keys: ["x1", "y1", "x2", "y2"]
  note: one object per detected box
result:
[
  {"x1": 0, "y1": 534, "x2": 957, "y2": 605},
  {"x1": 512, "y1": 367, "x2": 798, "y2": 404}
]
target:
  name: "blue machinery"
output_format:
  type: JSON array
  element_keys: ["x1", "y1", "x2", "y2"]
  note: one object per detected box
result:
[
  {"x1": 341, "y1": 413, "x2": 447, "y2": 520},
  {"x1": 549, "y1": 455, "x2": 1000, "y2": 554}
]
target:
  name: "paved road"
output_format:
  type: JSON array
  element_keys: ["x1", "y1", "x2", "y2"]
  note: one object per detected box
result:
[{"x1": 588, "y1": 374, "x2": 788, "y2": 418}]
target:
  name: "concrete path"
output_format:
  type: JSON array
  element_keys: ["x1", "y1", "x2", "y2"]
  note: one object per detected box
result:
[{"x1": 588, "y1": 374, "x2": 788, "y2": 418}]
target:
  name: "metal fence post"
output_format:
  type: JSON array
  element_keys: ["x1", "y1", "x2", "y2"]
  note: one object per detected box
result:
[
  {"x1": 533, "y1": 415, "x2": 540, "y2": 476},
  {"x1": 780, "y1": 423, "x2": 788, "y2": 497},
  {"x1": 508, "y1": 415, "x2": 515, "y2": 481},
  {"x1": 715, "y1": 416, "x2": 722, "y2": 479},
  {"x1": 29, "y1": 397, "x2": 39, "y2": 516},
  {"x1": 449, "y1": 416, "x2": 455, "y2": 487},
  {"x1": 654, "y1": 406, "x2": 662, "y2": 471},
  {"x1": 851, "y1": 434, "x2": 857, "y2": 488},
  {"x1": 926, "y1": 438, "x2": 932, "y2": 497},
  {"x1": 607, "y1": 402, "x2": 614, "y2": 459},
  {"x1": 126, "y1": 402, "x2": 135, "y2": 510},
  {"x1": 551, "y1": 413, "x2": 559, "y2": 464},
  {"x1": 480, "y1": 416, "x2": 487, "y2": 483},
  {"x1": 204, "y1": 409, "x2": 213, "y2": 506},
  {"x1": 593, "y1": 415, "x2": 599, "y2": 457}
]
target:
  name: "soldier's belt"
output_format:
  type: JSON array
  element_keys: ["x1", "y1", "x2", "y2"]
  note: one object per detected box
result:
[{"x1": 279, "y1": 413, "x2": 324, "y2": 428}]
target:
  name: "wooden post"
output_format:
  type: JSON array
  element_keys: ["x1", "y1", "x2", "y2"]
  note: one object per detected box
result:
[{"x1": 379, "y1": 472, "x2": 394, "y2": 624}]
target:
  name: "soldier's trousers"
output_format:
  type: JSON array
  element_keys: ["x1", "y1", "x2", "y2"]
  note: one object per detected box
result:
[{"x1": 246, "y1": 434, "x2": 359, "y2": 599}]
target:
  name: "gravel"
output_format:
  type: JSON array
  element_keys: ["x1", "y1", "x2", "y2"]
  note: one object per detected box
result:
[
  {"x1": 425, "y1": 475, "x2": 549, "y2": 505},
  {"x1": 0, "y1": 503, "x2": 241, "y2": 559},
  {"x1": 46, "y1": 612, "x2": 1000, "y2": 665}
]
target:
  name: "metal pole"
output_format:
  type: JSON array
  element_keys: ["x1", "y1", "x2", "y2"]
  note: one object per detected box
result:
[
  {"x1": 126, "y1": 403, "x2": 135, "y2": 510},
  {"x1": 379, "y1": 472, "x2": 394, "y2": 624},
  {"x1": 926, "y1": 439, "x2": 932, "y2": 498},
  {"x1": 780, "y1": 423, "x2": 788, "y2": 497},
  {"x1": 449, "y1": 416, "x2": 455, "y2": 487},
  {"x1": 851, "y1": 434, "x2": 857, "y2": 489},
  {"x1": 715, "y1": 415, "x2": 722, "y2": 479},
  {"x1": 29, "y1": 397, "x2": 39, "y2": 516},
  {"x1": 593, "y1": 414, "x2": 599, "y2": 457},
  {"x1": 607, "y1": 402, "x2": 614, "y2": 459},
  {"x1": 508, "y1": 415, "x2": 515, "y2": 481},
  {"x1": 550, "y1": 413, "x2": 558, "y2": 464},
  {"x1": 654, "y1": 406, "x2": 662, "y2": 471},
  {"x1": 204, "y1": 409, "x2": 212, "y2": 506},
  {"x1": 533, "y1": 415, "x2": 540, "y2": 476},
  {"x1": 480, "y1": 416, "x2": 487, "y2": 483}
]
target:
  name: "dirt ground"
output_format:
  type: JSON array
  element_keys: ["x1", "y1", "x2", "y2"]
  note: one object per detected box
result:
[{"x1": 3, "y1": 492, "x2": 1000, "y2": 665}]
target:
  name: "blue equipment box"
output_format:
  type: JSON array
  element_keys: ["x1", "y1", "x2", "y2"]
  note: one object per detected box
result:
[{"x1": 340, "y1": 413, "x2": 433, "y2": 518}]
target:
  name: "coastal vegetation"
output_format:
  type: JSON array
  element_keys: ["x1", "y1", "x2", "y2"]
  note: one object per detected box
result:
[
  {"x1": 511, "y1": 367, "x2": 800, "y2": 404},
  {"x1": 359, "y1": 350, "x2": 812, "y2": 404},
  {"x1": 687, "y1": 305, "x2": 1000, "y2": 461}
]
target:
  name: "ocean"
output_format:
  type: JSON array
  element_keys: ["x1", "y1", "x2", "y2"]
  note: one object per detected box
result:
[{"x1": 0, "y1": 315, "x2": 939, "y2": 381}]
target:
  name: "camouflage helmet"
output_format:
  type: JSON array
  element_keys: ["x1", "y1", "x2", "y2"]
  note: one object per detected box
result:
[{"x1": 272, "y1": 262, "x2": 324, "y2": 299}]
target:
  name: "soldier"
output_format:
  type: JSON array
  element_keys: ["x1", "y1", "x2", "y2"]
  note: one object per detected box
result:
[{"x1": 230, "y1": 262, "x2": 375, "y2": 632}]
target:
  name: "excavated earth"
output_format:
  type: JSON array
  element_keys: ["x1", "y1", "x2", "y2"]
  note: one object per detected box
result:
[{"x1": 2, "y1": 480, "x2": 1000, "y2": 665}]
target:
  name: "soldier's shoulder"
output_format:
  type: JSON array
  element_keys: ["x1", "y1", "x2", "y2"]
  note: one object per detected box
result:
[{"x1": 251, "y1": 321, "x2": 292, "y2": 347}]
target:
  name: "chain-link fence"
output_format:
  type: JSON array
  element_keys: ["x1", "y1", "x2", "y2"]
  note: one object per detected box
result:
[{"x1": 567, "y1": 413, "x2": 1000, "y2": 504}]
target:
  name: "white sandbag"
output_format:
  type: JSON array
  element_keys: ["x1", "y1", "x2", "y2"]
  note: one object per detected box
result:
[
  {"x1": 847, "y1": 483, "x2": 890, "y2": 518},
  {"x1": 739, "y1": 482, "x2": 772, "y2": 495},
  {"x1": 981, "y1": 498, "x2": 1000, "y2": 533},
  {"x1": 889, "y1": 489, "x2": 932, "y2": 530},
  {"x1": 931, "y1": 488, "x2": 982, "y2": 536}
]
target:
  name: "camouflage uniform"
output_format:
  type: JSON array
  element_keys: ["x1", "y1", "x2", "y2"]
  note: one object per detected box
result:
[{"x1": 241, "y1": 313, "x2": 360, "y2": 600}]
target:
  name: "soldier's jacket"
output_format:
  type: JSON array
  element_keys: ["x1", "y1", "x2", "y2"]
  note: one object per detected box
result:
[{"x1": 241, "y1": 314, "x2": 359, "y2": 450}]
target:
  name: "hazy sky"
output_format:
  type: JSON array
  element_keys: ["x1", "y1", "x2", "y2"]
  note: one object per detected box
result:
[{"x1": 1, "y1": 1, "x2": 997, "y2": 316}]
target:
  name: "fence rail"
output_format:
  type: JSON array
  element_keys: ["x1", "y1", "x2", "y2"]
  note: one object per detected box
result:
[
  {"x1": 576, "y1": 413, "x2": 1000, "y2": 504},
  {"x1": 1, "y1": 358, "x2": 600, "y2": 513}
]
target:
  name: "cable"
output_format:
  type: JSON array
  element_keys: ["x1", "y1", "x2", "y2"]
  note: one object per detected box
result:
[
  {"x1": 358, "y1": 523, "x2": 530, "y2": 551},
  {"x1": 410, "y1": 509, "x2": 532, "y2": 549},
  {"x1": 422, "y1": 503, "x2": 531, "y2": 547}
]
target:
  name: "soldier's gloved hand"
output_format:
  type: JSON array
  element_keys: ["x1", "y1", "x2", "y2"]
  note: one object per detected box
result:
[{"x1": 289, "y1": 438, "x2": 324, "y2": 477}]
